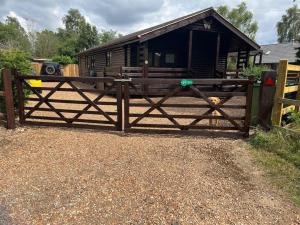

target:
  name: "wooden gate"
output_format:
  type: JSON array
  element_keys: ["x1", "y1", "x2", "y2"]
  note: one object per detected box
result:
[
  {"x1": 15, "y1": 75, "x2": 122, "y2": 130},
  {"x1": 124, "y1": 78, "x2": 254, "y2": 135}
]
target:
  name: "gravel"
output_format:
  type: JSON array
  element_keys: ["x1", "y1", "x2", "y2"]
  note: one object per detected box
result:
[
  {"x1": 0, "y1": 82, "x2": 299, "y2": 224},
  {"x1": 0, "y1": 126, "x2": 299, "y2": 224}
]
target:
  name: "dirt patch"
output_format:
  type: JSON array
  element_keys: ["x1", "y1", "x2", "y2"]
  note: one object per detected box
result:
[{"x1": 0, "y1": 127, "x2": 299, "y2": 224}]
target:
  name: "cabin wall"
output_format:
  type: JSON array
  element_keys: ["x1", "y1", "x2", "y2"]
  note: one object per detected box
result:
[{"x1": 191, "y1": 31, "x2": 216, "y2": 78}]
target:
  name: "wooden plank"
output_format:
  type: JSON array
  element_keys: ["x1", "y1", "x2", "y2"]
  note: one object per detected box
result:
[
  {"x1": 215, "y1": 33, "x2": 221, "y2": 75},
  {"x1": 2, "y1": 68, "x2": 16, "y2": 129},
  {"x1": 281, "y1": 98, "x2": 300, "y2": 107},
  {"x1": 284, "y1": 85, "x2": 298, "y2": 94},
  {"x1": 129, "y1": 113, "x2": 245, "y2": 120},
  {"x1": 129, "y1": 103, "x2": 246, "y2": 109},
  {"x1": 272, "y1": 60, "x2": 288, "y2": 126},
  {"x1": 18, "y1": 75, "x2": 114, "y2": 83},
  {"x1": 27, "y1": 116, "x2": 114, "y2": 125},
  {"x1": 116, "y1": 81, "x2": 123, "y2": 131},
  {"x1": 25, "y1": 98, "x2": 117, "y2": 105},
  {"x1": 148, "y1": 67, "x2": 188, "y2": 72},
  {"x1": 131, "y1": 123, "x2": 239, "y2": 131},
  {"x1": 287, "y1": 64, "x2": 300, "y2": 72},
  {"x1": 123, "y1": 82, "x2": 130, "y2": 130},
  {"x1": 187, "y1": 30, "x2": 193, "y2": 73},
  {"x1": 23, "y1": 121, "x2": 115, "y2": 130},
  {"x1": 24, "y1": 107, "x2": 118, "y2": 115},
  {"x1": 244, "y1": 76, "x2": 255, "y2": 134},
  {"x1": 296, "y1": 78, "x2": 300, "y2": 112},
  {"x1": 15, "y1": 71, "x2": 25, "y2": 124},
  {"x1": 131, "y1": 78, "x2": 250, "y2": 85},
  {"x1": 282, "y1": 105, "x2": 295, "y2": 115}
]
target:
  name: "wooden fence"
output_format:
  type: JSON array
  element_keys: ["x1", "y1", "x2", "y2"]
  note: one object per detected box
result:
[
  {"x1": 272, "y1": 60, "x2": 300, "y2": 126},
  {"x1": 31, "y1": 63, "x2": 79, "y2": 77},
  {"x1": 0, "y1": 68, "x2": 15, "y2": 129},
  {"x1": 63, "y1": 64, "x2": 79, "y2": 77}
]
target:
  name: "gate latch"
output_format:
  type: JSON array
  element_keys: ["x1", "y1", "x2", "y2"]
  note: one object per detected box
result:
[{"x1": 181, "y1": 79, "x2": 193, "y2": 87}]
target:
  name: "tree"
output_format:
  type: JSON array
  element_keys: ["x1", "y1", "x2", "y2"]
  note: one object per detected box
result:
[
  {"x1": 99, "y1": 29, "x2": 121, "y2": 44},
  {"x1": 217, "y1": 2, "x2": 258, "y2": 40},
  {"x1": 277, "y1": 5, "x2": 300, "y2": 43},
  {"x1": 0, "y1": 16, "x2": 31, "y2": 52},
  {"x1": 57, "y1": 9, "x2": 99, "y2": 60},
  {"x1": 35, "y1": 30, "x2": 60, "y2": 58}
]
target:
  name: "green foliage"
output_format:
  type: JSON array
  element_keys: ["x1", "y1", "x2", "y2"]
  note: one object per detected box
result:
[
  {"x1": 57, "y1": 9, "x2": 99, "y2": 60},
  {"x1": 35, "y1": 30, "x2": 60, "y2": 58},
  {"x1": 52, "y1": 55, "x2": 74, "y2": 65},
  {"x1": 217, "y1": 2, "x2": 258, "y2": 40},
  {"x1": 0, "y1": 49, "x2": 32, "y2": 113},
  {"x1": 277, "y1": 5, "x2": 300, "y2": 43},
  {"x1": 227, "y1": 57, "x2": 237, "y2": 70},
  {"x1": 99, "y1": 29, "x2": 121, "y2": 44},
  {"x1": 241, "y1": 64, "x2": 269, "y2": 81},
  {"x1": 249, "y1": 124, "x2": 300, "y2": 205},
  {"x1": 0, "y1": 49, "x2": 32, "y2": 74},
  {"x1": 0, "y1": 16, "x2": 31, "y2": 52}
]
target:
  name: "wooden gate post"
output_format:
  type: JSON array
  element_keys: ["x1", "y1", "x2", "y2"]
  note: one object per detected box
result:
[
  {"x1": 244, "y1": 75, "x2": 255, "y2": 136},
  {"x1": 14, "y1": 71, "x2": 25, "y2": 124},
  {"x1": 2, "y1": 68, "x2": 16, "y2": 129},
  {"x1": 123, "y1": 81, "x2": 130, "y2": 131},
  {"x1": 272, "y1": 60, "x2": 288, "y2": 126},
  {"x1": 258, "y1": 71, "x2": 277, "y2": 130},
  {"x1": 116, "y1": 81, "x2": 123, "y2": 131}
]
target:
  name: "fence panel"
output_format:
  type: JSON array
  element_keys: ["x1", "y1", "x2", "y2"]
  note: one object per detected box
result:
[{"x1": 272, "y1": 60, "x2": 300, "y2": 126}]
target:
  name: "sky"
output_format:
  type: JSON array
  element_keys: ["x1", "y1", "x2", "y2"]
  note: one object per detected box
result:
[{"x1": 0, "y1": 0, "x2": 299, "y2": 45}]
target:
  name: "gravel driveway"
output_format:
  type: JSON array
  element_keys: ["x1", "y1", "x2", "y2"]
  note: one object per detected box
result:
[{"x1": 0, "y1": 126, "x2": 299, "y2": 224}]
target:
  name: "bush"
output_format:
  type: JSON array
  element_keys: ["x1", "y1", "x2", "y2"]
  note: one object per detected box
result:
[
  {"x1": 242, "y1": 64, "x2": 269, "y2": 81},
  {"x1": 52, "y1": 55, "x2": 74, "y2": 65},
  {"x1": 0, "y1": 49, "x2": 32, "y2": 113}
]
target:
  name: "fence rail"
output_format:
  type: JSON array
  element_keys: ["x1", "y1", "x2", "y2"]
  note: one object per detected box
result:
[{"x1": 272, "y1": 60, "x2": 300, "y2": 126}]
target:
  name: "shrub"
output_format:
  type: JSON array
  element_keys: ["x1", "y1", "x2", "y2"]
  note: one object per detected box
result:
[
  {"x1": 0, "y1": 49, "x2": 32, "y2": 113},
  {"x1": 241, "y1": 64, "x2": 269, "y2": 81},
  {"x1": 52, "y1": 55, "x2": 74, "y2": 65}
]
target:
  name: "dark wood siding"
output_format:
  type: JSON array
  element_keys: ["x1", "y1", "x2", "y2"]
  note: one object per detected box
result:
[
  {"x1": 111, "y1": 47, "x2": 125, "y2": 67},
  {"x1": 191, "y1": 31, "x2": 216, "y2": 78}
]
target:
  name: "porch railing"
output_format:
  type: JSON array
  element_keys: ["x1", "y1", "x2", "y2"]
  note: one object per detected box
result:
[
  {"x1": 104, "y1": 66, "x2": 188, "y2": 79},
  {"x1": 103, "y1": 66, "x2": 241, "y2": 79}
]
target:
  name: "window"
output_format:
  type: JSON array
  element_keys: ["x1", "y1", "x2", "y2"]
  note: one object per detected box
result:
[
  {"x1": 149, "y1": 52, "x2": 176, "y2": 67},
  {"x1": 91, "y1": 55, "x2": 95, "y2": 69},
  {"x1": 165, "y1": 53, "x2": 175, "y2": 64},
  {"x1": 106, "y1": 51, "x2": 112, "y2": 67}
]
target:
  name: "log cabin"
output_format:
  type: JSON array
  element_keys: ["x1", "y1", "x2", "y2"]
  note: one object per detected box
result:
[{"x1": 78, "y1": 7, "x2": 261, "y2": 92}]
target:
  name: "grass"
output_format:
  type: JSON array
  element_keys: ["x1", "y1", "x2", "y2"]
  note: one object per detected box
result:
[{"x1": 249, "y1": 116, "x2": 300, "y2": 206}]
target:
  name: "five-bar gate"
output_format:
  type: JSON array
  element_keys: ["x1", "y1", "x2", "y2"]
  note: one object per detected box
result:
[{"x1": 14, "y1": 73, "x2": 254, "y2": 135}]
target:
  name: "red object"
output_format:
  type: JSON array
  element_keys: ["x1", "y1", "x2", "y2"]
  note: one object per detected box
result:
[{"x1": 264, "y1": 77, "x2": 275, "y2": 86}]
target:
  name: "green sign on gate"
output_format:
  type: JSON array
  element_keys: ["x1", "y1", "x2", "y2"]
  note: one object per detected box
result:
[{"x1": 180, "y1": 79, "x2": 193, "y2": 87}]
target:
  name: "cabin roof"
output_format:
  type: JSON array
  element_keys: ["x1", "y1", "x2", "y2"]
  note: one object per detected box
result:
[
  {"x1": 79, "y1": 7, "x2": 260, "y2": 55},
  {"x1": 261, "y1": 42, "x2": 300, "y2": 64}
]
